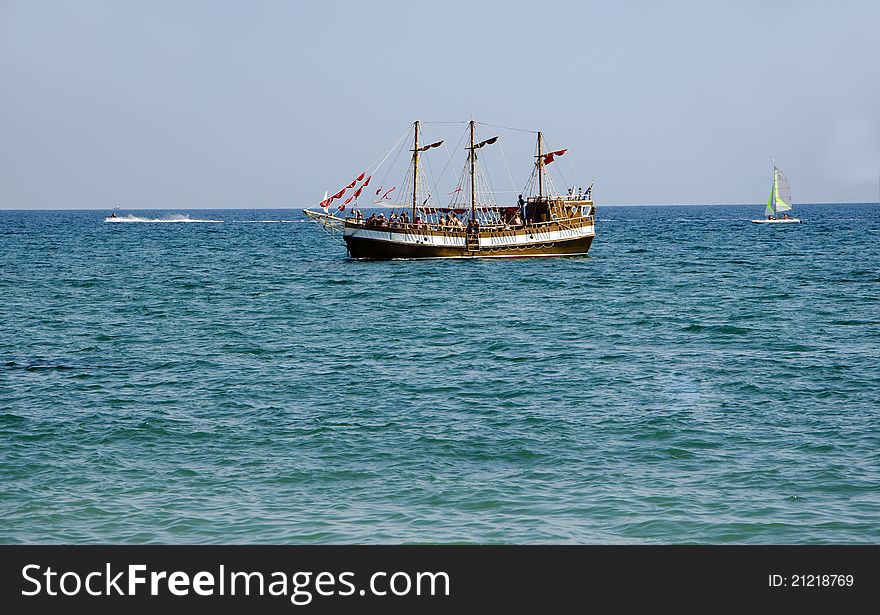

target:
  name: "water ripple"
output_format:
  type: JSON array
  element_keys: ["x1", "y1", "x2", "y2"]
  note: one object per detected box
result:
[{"x1": 1, "y1": 205, "x2": 878, "y2": 543}]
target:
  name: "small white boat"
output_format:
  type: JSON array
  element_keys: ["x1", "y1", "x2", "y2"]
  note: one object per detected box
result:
[
  {"x1": 751, "y1": 165, "x2": 800, "y2": 224},
  {"x1": 751, "y1": 217, "x2": 801, "y2": 224}
]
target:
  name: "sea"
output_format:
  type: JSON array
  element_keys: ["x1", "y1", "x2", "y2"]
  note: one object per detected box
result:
[{"x1": 1, "y1": 204, "x2": 878, "y2": 544}]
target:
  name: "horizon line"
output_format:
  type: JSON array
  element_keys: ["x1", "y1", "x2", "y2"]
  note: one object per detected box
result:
[{"x1": 2, "y1": 201, "x2": 879, "y2": 212}]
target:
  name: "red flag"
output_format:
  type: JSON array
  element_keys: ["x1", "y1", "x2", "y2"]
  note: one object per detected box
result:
[
  {"x1": 344, "y1": 195, "x2": 354, "y2": 205},
  {"x1": 333, "y1": 188, "x2": 346, "y2": 199},
  {"x1": 447, "y1": 187, "x2": 462, "y2": 196},
  {"x1": 543, "y1": 149, "x2": 567, "y2": 165},
  {"x1": 354, "y1": 186, "x2": 363, "y2": 198},
  {"x1": 417, "y1": 140, "x2": 444, "y2": 152},
  {"x1": 319, "y1": 198, "x2": 332, "y2": 209},
  {"x1": 375, "y1": 186, "x2": 383, "y2": 196},
  {"x1": 346, "y1": 179, "x2": 357, "y2": 189},
  {"x1": 473, "y1": 136, "x2": 499, "y2": 149},
  {"x1": 363, "y1": 176, "x2": 371, "y2": 188},
  {"x1": 381, "y1": 187, "x2": 396, "y2": 200},
  {"x1": 356, "y1": 171, "x2": 365, "y2": 181}
]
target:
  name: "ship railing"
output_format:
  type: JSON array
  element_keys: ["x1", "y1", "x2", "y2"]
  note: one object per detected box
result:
[{"x1": 347, "y1": 215, "x2": 594, "y2": 233}]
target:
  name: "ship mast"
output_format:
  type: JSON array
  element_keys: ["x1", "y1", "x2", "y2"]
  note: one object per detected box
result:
[
  {"x1": 469, "y1": 120, "x2": 476, "y2": 222},
  {"x1": 537, "y1": 131, "x2": 544, "y2": 200},
  {"x1": 412, "y1": 121, "x2": 420, "y2": 221}
]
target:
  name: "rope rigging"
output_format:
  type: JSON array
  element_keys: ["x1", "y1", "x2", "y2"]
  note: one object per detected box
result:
[{"x1": 312, "y1": 120, "x2": 591, "y2": 225}]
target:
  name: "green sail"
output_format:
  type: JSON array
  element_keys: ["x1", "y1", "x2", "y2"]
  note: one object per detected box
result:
[{"x1": 766, "y1": 185, "x2": 775, "y2": 216}]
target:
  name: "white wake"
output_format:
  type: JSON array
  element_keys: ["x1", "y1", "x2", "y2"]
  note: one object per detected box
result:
[{"x1": 104, "y1": 214, "x2": 223, "y2": 223}]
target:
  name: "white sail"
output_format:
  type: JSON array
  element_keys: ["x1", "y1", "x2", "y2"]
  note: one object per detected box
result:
[{"x1": 774, "y1": 167, "x2": 792, "y2": 212}]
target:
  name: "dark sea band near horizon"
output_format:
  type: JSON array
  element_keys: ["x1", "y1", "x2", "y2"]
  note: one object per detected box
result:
[{"x1": 1, "y1": 204, "x2": 878, "y2": 544}]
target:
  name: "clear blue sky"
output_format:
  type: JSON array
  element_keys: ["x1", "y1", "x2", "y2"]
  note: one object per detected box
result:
[{"x1": 1, "y1": 0, "x2": 879, "y2": 209}]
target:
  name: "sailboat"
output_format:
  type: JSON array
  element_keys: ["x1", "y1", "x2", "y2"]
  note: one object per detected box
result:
[
  {"x1": 304, "y1": 120, "x2": 596, "y2": 258},
  {"x1": 751, "y1": 165, "x2": 801, "y2": 224}
]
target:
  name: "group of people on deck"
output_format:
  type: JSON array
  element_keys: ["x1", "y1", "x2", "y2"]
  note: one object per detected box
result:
[
  {"x1": 440, "y1": 212, "x2": 466, "y2": 228},
  {"x1": 357, "y1": 209, "x2": 536, "y2": 231},
  {"x1": 353, "y1": 190, "x2": 600, "y2": 231},
  {"x1": 361, "y1": 210, "x2": 472, "y2": 230},
  {"x1": 363, "y1": 211, "x2": 419, "y2": 227},
  {"x1": 347, "y1": 186, "x2": 599, "y2": 231}
]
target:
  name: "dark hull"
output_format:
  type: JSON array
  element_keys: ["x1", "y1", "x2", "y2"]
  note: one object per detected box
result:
[{"x1": 344, "y1": 234, "x2": 594, "y2": 259}]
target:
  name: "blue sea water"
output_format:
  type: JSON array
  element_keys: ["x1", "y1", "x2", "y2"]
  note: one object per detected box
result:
[{"x1": 1, "y1": 204, "x2": 878, "y2": 544}]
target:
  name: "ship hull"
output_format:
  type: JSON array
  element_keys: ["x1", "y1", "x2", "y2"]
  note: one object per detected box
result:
[{"x1": 343, "y1": 222, "x2": 595, "y2": 259}]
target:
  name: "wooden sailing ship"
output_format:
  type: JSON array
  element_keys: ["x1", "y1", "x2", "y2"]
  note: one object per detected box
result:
[{"x1": 305, "y1": 121, "x2": 596, "y2": 259}]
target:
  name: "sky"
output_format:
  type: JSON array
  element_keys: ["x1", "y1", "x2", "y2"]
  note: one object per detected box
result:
[{"x1": 1, "y1": 0, "x2": 879, "y2": 209}]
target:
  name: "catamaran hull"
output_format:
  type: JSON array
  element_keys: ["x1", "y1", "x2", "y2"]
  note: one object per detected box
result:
[
  {"x1": 750, "y1": 218, "x2": 802, "y2": 224},
  {"x1": 344, "y1": 233, "x2": 594, "y2": 259}
]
